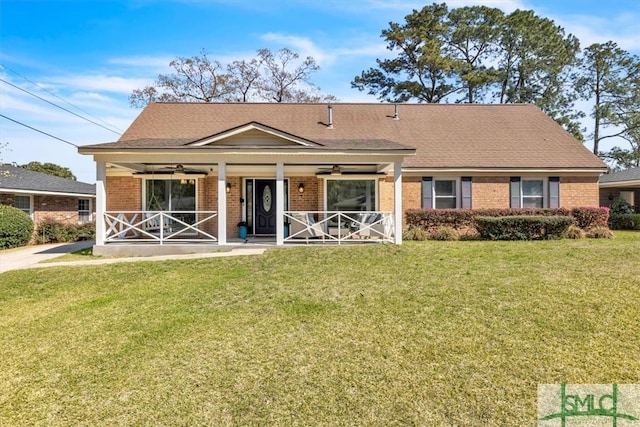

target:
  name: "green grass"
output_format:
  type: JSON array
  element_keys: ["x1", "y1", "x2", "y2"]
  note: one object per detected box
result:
[
  {"x1": 1, "y1": 232, "x2": 639, "y2": 425},
  {"x1": 39, "y1": 247, "x2": 97, "y2": 263}
]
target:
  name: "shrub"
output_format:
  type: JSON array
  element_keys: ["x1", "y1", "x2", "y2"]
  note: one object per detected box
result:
[
  {"x1": 585, "y1": 226, "x2": 614, "y2": 239},
  {"x1": 609, "y1": 197, "x2": 635, "y2": 215},
  {"x1": 608, "y1": 214, "x2": 638, "y2": 230},
  {"x1": 570, "y1": 207, "x2": 609, "y2": 229},
  {"x1": 405, "y1": 207, "x2": 608, "y2": 234},
  {"x1": 0, "y1": 205, "x2": 34, "y2": 249},
  {"x1": 430, "y1": 226, "x2": 460, "y2": 241},
  {"x1": 475, "y1": 215, "x2": 574, "y2": 240},
  {"x1": 36, "y1": 220, "x2": 95, "y2": 244},
  {"x1": 563, "y1": 225, "x2": 585, "y2": 239},
  {"x1": 402, "y1": 227, "x2": 429, "y2": 241}
]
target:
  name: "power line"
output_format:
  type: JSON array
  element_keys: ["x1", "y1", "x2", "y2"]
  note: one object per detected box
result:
[
  {"x1": 0, "y1": 77, "x2": 122, "y2": 136},
  {"x1": 0, "y1": 114, "x2": 78, "y2": 148},
  {"x1": 1, "y1": 64, "x2": 125, "y2": 134}
]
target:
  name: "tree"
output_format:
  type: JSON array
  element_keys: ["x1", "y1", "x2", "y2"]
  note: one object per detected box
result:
[
  {"x1": 496, "y1": 10, "x2": 582, "y2": 138},
  {"x1": 445, "y1": 5, "x2": 504, "y2": 103},
  {"x1": 352, "y1": 3, "x2": 456, "y2": 103},
  {"x1": 20, "y1": 161, "x2": 76, "y2": 180},
  {"x1": 351, "y1": 4, "x2": 583, "y2": 137},
  {"x1": 129, "y1": 48, "x2": 334, "y2": 107},
  {"x1": 256, "y1": 48, "x2": 335, "y2": 102},
  {"x1": 576, "y1": 42, "x2": 640, "y2": 155},
  {"x1": 226, "y1": 58, "x2": 262, "y2": 103}
]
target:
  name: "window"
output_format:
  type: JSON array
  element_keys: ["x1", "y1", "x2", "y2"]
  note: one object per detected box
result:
[
  {"x1": 145, "y1": 179, "x2": 197, "y2": 230},
  {"x1": 522, "y1": 179, "x2": 544, "y2": 208},
  {"x1": 14, "y1": 195, "x2": 31, "y2": 216},
  {"x1": 326, "y1": 179, "x2": 376, "y2": 212},
  {"x1": 78, "y1": 199, "x2": 91, "y2": 223},
  {"x1": 422, "y1": 177, "x2": 471, "y2": 209},
  {"x1": 434, "y1": 180, "x2": 456, "y2": 208},
  {"x1": 510, "y1": 177, "x2": 557, "y2": 208}
]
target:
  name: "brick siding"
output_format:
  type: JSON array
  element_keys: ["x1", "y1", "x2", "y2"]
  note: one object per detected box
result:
[{"x1": 1, "y1": 192, "x2": 94, "y2": 228}]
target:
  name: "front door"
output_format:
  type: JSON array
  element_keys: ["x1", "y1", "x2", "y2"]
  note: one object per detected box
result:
[{"x1": 255, "y1": 179, "x2": 276, "y2": 234}]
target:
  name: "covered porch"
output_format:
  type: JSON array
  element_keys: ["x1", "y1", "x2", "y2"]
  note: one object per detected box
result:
[{"x1": 89, "y1": 157, "x2": 408, "y2": 256}]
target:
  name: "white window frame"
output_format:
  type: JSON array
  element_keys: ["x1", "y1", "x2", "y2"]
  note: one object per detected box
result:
[
  {"x1": 422, "y1": 177, "x2": 461, "y2": 209},
  {"x1": 521, "y1": 177, "x2": 548, "y2": 208},
  {"x1": 433, "y1": 178, "x2": 459, "y2": 209},
  {"x1": 322, "y1": 177, "x2": 379, "y2": 212},
  {"x1": 78, "y1": 198, "x2": 92, "y2": 224},
  {"x1": 14, "y1": 194, "x2": 33, "y2": 218}
]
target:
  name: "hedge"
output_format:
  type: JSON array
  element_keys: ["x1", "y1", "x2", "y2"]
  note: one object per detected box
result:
[
  {"x1": 475, "y1": 215, "x2": 575, "y2": 240},
  {"x1": 405, "y1": 207, "x2": 609, "y2": 232},
  {"x1": 0, "y1": 205, "x2": 34, "y2": 249},
  {"x1": 609, "y1": 214, "x2": 640, "y2": 230},
  {"x1": 35, "y1": 220, "x2": 96, "y2": 244}
]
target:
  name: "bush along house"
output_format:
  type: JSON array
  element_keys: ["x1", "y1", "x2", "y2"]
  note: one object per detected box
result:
[{"x1": 78, "y1": 103, "x2": 606, "y2": 255}]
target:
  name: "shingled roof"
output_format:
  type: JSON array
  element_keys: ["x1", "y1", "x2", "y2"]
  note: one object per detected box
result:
[
  {"x1": 0, "y1": 164, "x2": 95, "y2": 196},
  {"x1": 600, "y1": 167, "x2": 640, "y2": 184},
  {"x1": 81, "y1": 102, "x2": 606, "y2": 170}
]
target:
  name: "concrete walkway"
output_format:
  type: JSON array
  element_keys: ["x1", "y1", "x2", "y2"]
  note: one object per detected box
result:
[{"x1": 0, "y1": 241, "x2": 267, "y2": 274}]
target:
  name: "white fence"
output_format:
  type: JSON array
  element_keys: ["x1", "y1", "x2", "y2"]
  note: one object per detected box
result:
[
  {"x1": 284, "y1": 211, "x2": 394, "y2": 244},
  {"x1": 104, "y1": 211, "x2": 218, "y2": 244}
]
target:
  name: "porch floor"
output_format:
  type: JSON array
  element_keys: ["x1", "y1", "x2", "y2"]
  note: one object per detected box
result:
[{"x1": 93, "y1": 235, "x2": 389, "y2": 257}]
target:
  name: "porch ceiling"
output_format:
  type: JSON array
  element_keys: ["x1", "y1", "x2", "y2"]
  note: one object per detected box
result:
[{"x1": 107, "y1": 162, "x2": 391, "y2": 177}]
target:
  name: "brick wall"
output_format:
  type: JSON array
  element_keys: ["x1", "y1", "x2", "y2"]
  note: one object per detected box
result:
[
  {"x1": 472, "y1": 176, "x2": 511, "y2": 208},
  {"x1": 559, "y1": 176, "x2": 600, "y2": 207},
  {"x1": 1, "y1": 192, "x2": 93, "y2": 228},
  {"x1": 33, "y1": 195, "x2": 79, "y2": 225},
  {"x1": 289, "y1": 177, "x2": 321, "y2": 211},
  {"x1": 106, "y1": 176, "x2": 141, "y2": 211}
]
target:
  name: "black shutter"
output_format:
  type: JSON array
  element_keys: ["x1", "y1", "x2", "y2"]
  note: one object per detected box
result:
[
  {"x1": 422, "y1": 177, "x2": 433, "y2": 209},
  {"x1": 549, "y1": 177, "x2": 560, "y2": 208},
  {"x1": 461, "y1": 177, "x2": 472, "y2": 209},
  {"x1": 510, "y1": 177, "x2": 521, "y2": 208}
]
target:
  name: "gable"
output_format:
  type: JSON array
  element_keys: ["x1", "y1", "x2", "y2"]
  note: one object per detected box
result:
[{"x1": 187, "y1": 122, "x2": 320, "y2": 148}]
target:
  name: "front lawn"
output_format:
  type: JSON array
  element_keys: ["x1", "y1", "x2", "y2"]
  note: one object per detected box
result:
[{"x1": 1, "y1": 232, "x2": 639, "y2": 425}]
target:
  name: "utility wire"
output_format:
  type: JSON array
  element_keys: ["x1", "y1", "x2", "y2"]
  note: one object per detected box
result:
[
  {"x1": 0, "y1": 77, "x2": 122, "y2": 136},
  {"x1": 0, "y1": 114, "x2": 78, "y2": 148},
  {"x1": 1, "y1": 64, "x2": 124, "y2": 133}
]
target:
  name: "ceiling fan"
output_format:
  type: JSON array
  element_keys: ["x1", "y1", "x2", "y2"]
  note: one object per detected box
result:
[{"x1": 317, "y1": 164, "x2": 342, "y2": 175}]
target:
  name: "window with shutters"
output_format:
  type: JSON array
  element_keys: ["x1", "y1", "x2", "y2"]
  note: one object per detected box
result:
[
  {"x1": 421, "y1": 177, "x2": 471, "y2": 209},
  {"x1": 510, "y1": 177, "x2": 558, "y2": 208}
]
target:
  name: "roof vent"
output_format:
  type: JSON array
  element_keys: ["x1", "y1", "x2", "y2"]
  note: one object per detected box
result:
[
  {"x1": 393, "y1": 104, "x2": 399, "y2": 120},
  {"x1": 327, "y1": 104, "x2": 333, "y2": 129}
]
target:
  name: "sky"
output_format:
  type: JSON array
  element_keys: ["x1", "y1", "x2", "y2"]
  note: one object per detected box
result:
[{"x1": 1, "y1": 0, "x2": 640, "y2": 184}]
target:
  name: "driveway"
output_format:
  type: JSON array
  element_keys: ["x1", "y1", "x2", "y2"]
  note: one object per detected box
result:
[
  {"x1": 0, "y1": 240, "x2": 95, "y2": 274},
  {"x1": 0, "y1": 241, "x2": 267, "y2": 274}
]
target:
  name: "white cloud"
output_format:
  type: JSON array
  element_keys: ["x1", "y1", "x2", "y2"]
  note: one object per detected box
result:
[
  {"x1": 108, "y1": 55, "x2": 174, "y2": 69},
  {"x1": 49, "y1": 75, "x2": 152, "y2": 95},
  {"x1": 554, "y1": 14, "x2": 640, "y2": 52},
  {"x1": 261, "y1": 33, "x2": 335, "y2": 66}
]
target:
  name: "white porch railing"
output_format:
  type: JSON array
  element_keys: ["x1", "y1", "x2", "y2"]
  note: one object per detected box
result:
[
  {"x1": 104, "y1": 211, "x2": 218, "y2": 244},
  {"x1": 284, "y1": 211, "x2": 394, "y2": 244}
]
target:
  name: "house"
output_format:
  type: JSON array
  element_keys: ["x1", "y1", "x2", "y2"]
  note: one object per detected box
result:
[
  {"x1": 599, "y1": 167, "x2": 640, "y2": 212},
  {"x1": 78, "y1": 103, "x2": 606, "y2": 255},
  {"x1": 0, "y1": 164, "x2": 96, "y2": 227}
]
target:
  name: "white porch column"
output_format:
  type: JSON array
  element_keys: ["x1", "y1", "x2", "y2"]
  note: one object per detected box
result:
[
  {"x1": 218, "y1": 162, "x2": 227, "y2": 245},
  {"x1": 276, "y1": 162, "x2": 284, "y2": 246},
  {"x1": 393, "y1": 160, "x2": 403, "y2": 245},
  {"x1": 95, "y1": 160, "x2": 106, "y2": 246}
]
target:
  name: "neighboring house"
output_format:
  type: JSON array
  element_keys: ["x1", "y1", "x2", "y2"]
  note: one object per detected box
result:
[
  {"x1": 78, "y1": 102, "x2": 606, "y2": 254},
  {"x1": 599, "y1": 167, "x2": 640, "y2": 212},
  {"x1": 0, "y1": 164, "x2": 96, "y2": 227}
]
